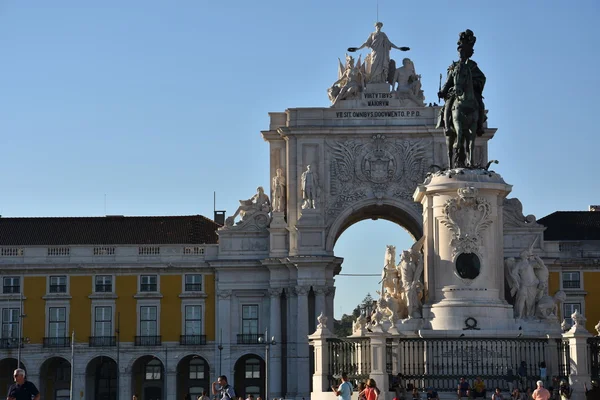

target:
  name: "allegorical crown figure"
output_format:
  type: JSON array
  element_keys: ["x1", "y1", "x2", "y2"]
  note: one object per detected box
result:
[{"x1": 437, "y1": 29, "x2": 487, "y2": 169}]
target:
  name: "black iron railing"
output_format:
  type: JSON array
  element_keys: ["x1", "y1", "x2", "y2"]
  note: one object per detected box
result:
[
  {"x1": 237, "y1": 334, "x2": 264, "y2": 344},
  {"x1": 89, "y1": 336, "x2": 117, "y2": 347},
  {"x1": 180, "y1": 335, "x2": 207, "y2": 345},
  {"x1": 43, "y1": 337, "x2": 71, "y2": 348},
  {"x1": 562, "y1": 280, "x2": 581, "y2": 289},
  {"x1": 390, "y1": 337, "x2": 551, "y2": 392},
  {"x1": 134, "y1": 336, "x2": 161, "y2": 346},
  {"x1": 0, "y1": 338, "x2": 23, "y2": 349},
  {"x1": 556, "y1": 338, "x2": 571, "y2": 380},
  {"x1": 589, "y1": 337, "x2": 600, "y2": 380},
  {"x1": 326, "y1": 337, "x2": 371, "y2": 389}
]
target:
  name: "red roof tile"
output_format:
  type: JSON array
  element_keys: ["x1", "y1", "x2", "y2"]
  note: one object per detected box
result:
[{"x1": 0, "y1": 215, "x2": 219, "y2": 246}]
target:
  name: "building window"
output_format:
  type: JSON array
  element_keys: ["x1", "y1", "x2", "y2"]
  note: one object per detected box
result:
[
  {"x1": 185, "y1": 306, "x2": 202, "y2": 335},
  {"x1": 242, "y1": 305, "x2": 259, "y2": 335},
  {"x1": 185, "y1": 275, "x2": 203, "y2": 292},
  {"x1": 140, "y1": 306, "x2": 157, "y2": 336},
  {"x1": 145, "y1": 359, "x2": 161, "y2": 380},
  {"x1": 563, "y1": 303, "x2": 581, "y2": 324},
  {"x1": 245, "y1": 358, "x2": 261, "y2": 378},
  {"x1": 3, "y1": 277, "x2": 20, "y2": 294},
  {"x1": 95, "y1": 307, "x2": 112, "y2": 337},
  {"x1": 95, "y1": 276, "x2": 113, "y2": 293},
  {"x1": 562, "y1": 272, "x2": 581, "y2": 289},
  {"x1": 189, "y1": 358, "x2": 205, "y2": 380},
  {"x1": 49, "y1": 307, "x2": 67, "y2": 338},
  {"x1": 49, "y1": 276, "x2": 67, "y2": 293},
  {"x1": 140, "y1": 275, "x2": 158, "y2": 292},
  {"x1": 1, "y1": 309, "x2": 19, "y2": 338}
]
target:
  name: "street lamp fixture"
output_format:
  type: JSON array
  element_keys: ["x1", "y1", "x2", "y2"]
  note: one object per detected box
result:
[{"x1": 258, "y1": 329, "x2": 276, "y2": 400}]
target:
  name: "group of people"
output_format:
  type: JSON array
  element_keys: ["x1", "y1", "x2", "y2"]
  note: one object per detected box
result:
[{"x1": 332, "y1": 373, "x2": 382, "y2": 400}]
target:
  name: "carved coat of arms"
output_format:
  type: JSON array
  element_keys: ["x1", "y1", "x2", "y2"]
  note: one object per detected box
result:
[{"x1": 326, "y1": 135, "x2": 430, "y2": 223}]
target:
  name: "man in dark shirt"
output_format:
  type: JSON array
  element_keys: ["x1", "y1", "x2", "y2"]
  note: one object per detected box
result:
[{"x1": 7, "y1": 368, "x2": 40, "y2": 400}]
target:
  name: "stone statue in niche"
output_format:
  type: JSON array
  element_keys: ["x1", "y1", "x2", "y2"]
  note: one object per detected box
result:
[
  {"x1": 392, "y1": 58, "x2": 425, "y2": 106},
  {"x1": 328, "y1": 54, "x2": 366, "y2": 106},
  {"x1": 437, "y1": 29, "x2": 487, "y2": 168},
  {"x1": 272, "y1": 168, "x2": 286, "y2": 213},
  {"x1": 301, "y1": 165, "x2": 319, "y2": 209},
  {"x1": 348, "y1": 22, "x2": 410, "y2": 84},
  {"x1": 226, "y1": 186, "x2": 271, "y2": 226},
  {"x1": 505, "y1": 244, "x2": 549, "y2": 319}
]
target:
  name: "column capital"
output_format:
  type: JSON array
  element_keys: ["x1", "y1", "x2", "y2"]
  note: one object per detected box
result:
[
  {"x1": 268, "y1": 288, "x2": 283, "y2": 298},
  {"x1": 217, "y1": 290, "x2": 233, "y2": 299},
  {"x1": 313, "y1": 285, "x2": 328, "y2": 295},
  {"x1": 294, "y1": 285, "x2": 310, "y2": 296}
]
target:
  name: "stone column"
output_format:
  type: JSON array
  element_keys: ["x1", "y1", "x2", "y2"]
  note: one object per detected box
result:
[
  {"x1": 563, "y1": 311, "x2": 592, "y2": 400},
  {"x1": 218, "y1": 290, "x2": 233, "y2": 378},
  {"x1": 71, "y1": 372, "x2": 86, "y2": 400},
  {"x1": 325, "y1": 286, "x2": 336, "y2": 325},
  {"x1": 367, "y1": 330, "x2": 390, "y2": 400},
  {"x1": 285, "y1": 287, "x2": 298, "y2": 398},
  {"x1": 296, "y1": 285, "x2": 311, "y2": 400},
  {"x1": 165, "y1": 371, "x2": 177, "y2": 400},
  {"x1": 308, "y1": 314, "x2": 335, "y2": 400},
  {"x1": 119, "y1": 367, "x2": 132, "y2": 400},
  {"x1": 269, "y1": 288, "x2": 283, "y2": 398}
]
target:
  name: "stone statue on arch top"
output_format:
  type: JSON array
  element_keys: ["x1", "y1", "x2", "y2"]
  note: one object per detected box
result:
[
  {"x1": 348, "y1": 22, "x2": 410, "y2": 84},
  {"x1": 226, "y1": 186, "x2": 271, "y2": 226},
  {"x1": 437, "y1": 29, "x2": 487, "y2": 169},
  {"x1": 272, "y1": 168, "x2": 286, "y2": 213}
]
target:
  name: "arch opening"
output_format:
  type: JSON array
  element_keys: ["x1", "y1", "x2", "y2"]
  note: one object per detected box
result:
[
  {"x1": 131, "y1": 355, "x2": 164, "y2": 400},
  {"x1": 176, "y1": 355, "x2": 210, "y2": 400},
  {"x1": 233, "y1": 354, "x2": 265, "y2": 399},
  {"x1": 0, "y1": 358, "x2": 26, "y2": 394},
  {"x1": 39, "y1": 357, "x2": 71, "y2": 400},
  {"x1": 85, "y1": 356, "x2": 117, "y2": 400}
]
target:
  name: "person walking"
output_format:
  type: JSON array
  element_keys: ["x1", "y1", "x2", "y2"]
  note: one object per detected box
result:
[
  {"x1": 332, "y1": 372, "x2": 353, "y2": 400},
  {"x1": 6, "y1": 369, "x2": 40, "y2": 400},
  {"x1": 212, "y1": 375, "x2": 236, "y2": 400}
]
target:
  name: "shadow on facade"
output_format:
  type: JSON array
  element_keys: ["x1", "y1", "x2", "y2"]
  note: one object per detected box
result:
[
  {"x1": 233, "y1": 354, "x2": 265, "y2": 399},
  {"x1": 39, "y1": 356, "x2": 71, "y2": 400},
  {"x1": 177, "y1": 354, "x2": 210, "y2": 400},
  {"x1": 85, "y1": 356, "x2": 117, "y2": 400},
  {"x1": 132, "y1": 355, "x2": 164, "y2": 400}
]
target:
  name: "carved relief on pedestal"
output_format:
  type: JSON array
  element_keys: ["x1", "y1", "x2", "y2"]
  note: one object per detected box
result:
[
  {"x1": 326, "y1": 135, "x2": 430, "y2": 224},
  {"x1": 440, "y1": 187, "x2": 493, "y2": 257}
]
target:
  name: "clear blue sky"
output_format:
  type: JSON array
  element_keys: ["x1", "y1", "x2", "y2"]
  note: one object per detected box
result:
[{"x1": 1, "y1": 1, "x2": 598, "y2": 318}]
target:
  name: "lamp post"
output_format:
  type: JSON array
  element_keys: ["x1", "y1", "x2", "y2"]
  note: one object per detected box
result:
[
  {"x1": 218, "y1": 328, "x2": 223, "y2": 376},
  {"x1": 258, "y1": 328, "x2": 276, "y2": 400}
]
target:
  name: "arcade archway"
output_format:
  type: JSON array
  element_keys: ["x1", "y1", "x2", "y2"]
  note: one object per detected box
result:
[
  {"x1": 85, "y1": 356, "x2": 118, "y2": 400},
  {"x1": 176, "y1": 355, "x2": 210, "y2": 400},
  {"x1": 131, "y1": 356, "x2": 164, "y2": 400},
  {"x1": 39, "y1": 357, "x2": 71, "y2": 400},
  {"x1": 0, "y1": 358, "x2": 26, "y2": 394},
  {"x1": 233, "y1": 354, "x2": 265, "y2": 399}
]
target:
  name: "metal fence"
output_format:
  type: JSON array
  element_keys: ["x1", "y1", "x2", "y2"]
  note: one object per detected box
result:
[
  {"x1": 326, "y1": 337, "x2": 371, "y2": 388},
  {"x1": 589, "y1": 337, "x2": 600, "y2": 380},
  {"x1": 387, "y1": 337, "x2": 569, "y2": 392}
]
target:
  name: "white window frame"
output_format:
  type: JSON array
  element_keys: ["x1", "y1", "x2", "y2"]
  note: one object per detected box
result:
[
  {"x1": 93, "y1": 305, "x2": 114, "y2": 337},
  {"x1": 46, "y1": 304, "x2": 69, "y2": 339},
  {"x1": 2, "y1": 277, "x2": 21, "y2": 294},
  {"x1": 561, "y1": 270, "x2": 584, "y2": 290},
  {"x1": 183, "y1": 274, "x2": 203, "y2": 293},
  {"x1": 136, "y1": 300, "x2": 161, "y2": 336},
  {"x1": 241, "y1": 304, "x2": 260, "y2": 335},
  {"x1": 90, "y1": 299, "x2": 116, "y2": 337},
  {"x1": 138, "y1": 275, "x2": 159, "y2": 293},
  {"x1": 47, "y1": 275, "x2": 69, "y2": 295},
  {"x1": 1, "y1": 308, "x2": 20, "y2": 339},
  {"x1": 93, "y1": 275, "x2": 115, "y2": 294},
  {"x1": 563, "y1": 301, "x2": 584, "y2": 324}
]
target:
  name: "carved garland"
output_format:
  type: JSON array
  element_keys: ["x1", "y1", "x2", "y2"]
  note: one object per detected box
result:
[{"x1": 440, "y1": 187, "x2": 493, "y2": 257}]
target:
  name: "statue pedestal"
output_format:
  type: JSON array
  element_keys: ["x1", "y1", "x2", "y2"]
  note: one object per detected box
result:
[
  {"x1": 269, "y1": 212, "x2": 288, "y2": 257},
  {"x1": 414, "y1": 168, "x2": 517, "y2": 331},
  {"x1": 293, "y1": 209, "x2": 326, "y2": 256},
  {"x1": 365, "y1": 83, "x2": 391, "y2": 92}
]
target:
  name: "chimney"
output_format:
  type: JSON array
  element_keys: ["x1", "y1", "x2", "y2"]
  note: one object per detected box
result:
[
  {"x1": 590, "y1": 205, "x2": 600, "y2": 212},
  {"x1": 214, "y1": 210, "x2": 226, "y2": 225}
]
